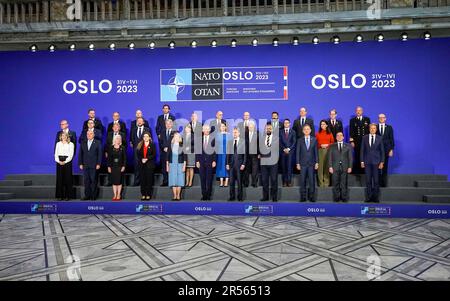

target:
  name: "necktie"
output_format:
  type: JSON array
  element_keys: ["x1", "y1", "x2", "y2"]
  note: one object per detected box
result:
[
  {"x1": 266, "y1": 135, "x2": 270, "y2": 147},
  {"x1": 88, "y1": 140, "x2": 92, "y2": 151},
  {"x1": 381, "y1": 125, "x2": 384, "y2": 136},
  {"x1": 371, "y1": 135, "x2": 375, "y2": 147},
  {"x1": 234, "y1": 139, "x2": 238, "y2": 153},
  {"x1": 204, "y1": 136, "x2": 208, "y2": 148},
  {"x1": 164, "y1": 114, "x2": 167, "y2": 121},
  {"x1": 138, "y1": 127, "x2": 142, "y2": 138},
  {"x1": 301, "y1": 118, "x2": 305, "y2": 126},
  {"x1": 285, "y1": 130, "x2": 288, "y2": 139},
  {"x1": 306, "y1": 137, "x2": 310, "y2": 150},
  {"x1": 339, "y1": 143, "x2": 342, "y2": 152},
  {"x1": 332, "y1": 120, "x2": 335, "y2": 126}
]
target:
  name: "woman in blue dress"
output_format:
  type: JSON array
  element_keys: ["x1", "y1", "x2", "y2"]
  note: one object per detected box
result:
[
  {"x1": 215, "y1": 122, "x2": 230, "y2": 187},
  {"x1": 167, "y1": 132, "x2": 186, "y2": 201}
]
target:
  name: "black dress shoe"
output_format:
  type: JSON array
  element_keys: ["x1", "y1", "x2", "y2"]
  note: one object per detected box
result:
[
  {"x1": 342, "y1": 199, "x2": 348, "y2": 203},
  {"x1": 272, "y1": 199, "x2": 278, "y2": 202},
  {"x1": 252, "y1": 184, "x2": 258, "y2": 188},
  {"x1": 160, "y1": 183, "x2": 168, "y2": 187},
  {"x1": 260, "y1": 198, "x2": 268, "y2": 202},
  {"x1": 299, "y1": 199, "x2": 306, "y2": 202},
  {"x1": 82, "y1": 197, "x2": 90, "y2": 201},
  {"x1": 238, "y1": 199, "x2": 244, "y2": 202},
  {"x1": 228, "y1": 198, "x2": 236, "y2": 201},
  {"x1": 309, "y1": 199, "x2": 316, "y2": 202}
]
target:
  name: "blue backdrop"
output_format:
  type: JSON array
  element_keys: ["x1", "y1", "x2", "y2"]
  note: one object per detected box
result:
[{"x1": 0, "y1": 38, "x2": 449, "y2": 179}]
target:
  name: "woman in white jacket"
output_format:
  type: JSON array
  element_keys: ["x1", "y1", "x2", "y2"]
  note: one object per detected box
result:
[{"x1": 54, "y1": 132, "x2": 75, "y2": 200}]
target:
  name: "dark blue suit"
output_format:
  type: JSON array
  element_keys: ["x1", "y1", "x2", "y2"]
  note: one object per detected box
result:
[
  {"x1": 296, "y1": 136, "x2": 319, "y2": 201},
  {"x1": 226, "y1": 138, "x2": 247, "y2": 201},
  {"x1": 360, "y1": 134, "x2": 385, "y2": 202},
  {"x1": 78, "y1": 139, "x2": 102, "y2": 200},
  {"x1": 260, "y1": 133, "x2": 279, "y2": 201},
  {"x1": 280, "y1": 128, "x2": 296, "y2": 184},
  {"x1": 159, "y1": 128, "x2": 176, "y2": 185},
  {"x1": 156, "y1": 114, "x2": 176, "y2": 139},
  {"x1": 377, "y1": 124, "x2": 395, "y2": 187},
  {"x1": 79, "y1": 129, "x2": 102, "y2": 144},
  {"x1": 196, "y1": 135, "x2": 216, "y2": 200}
]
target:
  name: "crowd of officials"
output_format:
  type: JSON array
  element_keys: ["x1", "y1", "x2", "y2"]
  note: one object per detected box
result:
[{"x1": 54, "y1": 105, "x2": 394, "y2": 202}]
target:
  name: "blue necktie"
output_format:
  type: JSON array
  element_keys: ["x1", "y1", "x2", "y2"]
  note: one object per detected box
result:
[{"x1": 306, "y1": 137, "x2": 310, "y2": 150}]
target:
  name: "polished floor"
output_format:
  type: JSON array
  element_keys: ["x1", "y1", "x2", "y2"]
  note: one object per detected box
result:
[{"x1": 0, "y1": 214, "x2": 449, "y2": 281}]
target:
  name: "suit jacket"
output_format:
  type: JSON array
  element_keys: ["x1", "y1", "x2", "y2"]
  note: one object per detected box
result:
[
  {"x1": 293, "y1": 117, "x2": 315, "y2": 138},
  {"x1": 55, "y1": 130, "x2": 77, "y2": 153},
  {"x1": 209, "y1": 119, "x2": 227, "y2": 133},
  {"x1": 326, "y1": 118, "x2": 344, "y2": 140},
  {"x1": 130, "y1": 119, "x2": 150, "y2": 136},
  {"x1": 107, "y1": 120, "x2": 127, "y2": 134},
  {"x1": 328, "y1": 142, "x2": 353, "y2": 171},
  {"x1": 159, "y1": 129, "x2": 176, "y2": 151},
  {"x1": 259, "y1": 133, "x2": 279, "y2": 166},
  {"x1": 189, "y1": 121, "x2": 203, "y2": 135},
  {"x1": 349, "y1": 116, "x2": 370, "y2": 143},
  {"x1": 245, "y1": 130, "x2": 260, "y2": 156},
  {"x1": 376, "y1": 124, "x2": 395, "y2": 153},
  {"x1": 280, "y1": 128, "x2": 296, "y2": 153},
  {"x1": 360, "y1": 134, "x2": 385, "y2": 165},
  {"x1": 156, "y1": 114, "x2": 176, "y2": 138},
  {"x1": 226, "y1": 138, "x2": 247, "y2": 168},
  {"x1": 79, "y1": 129, "x2": 102, "y2": 144},
  {"x1": 78, "y1": 139, "x2": 102, "y2": 168},
  {"x1": 296, "y1": 136, "x2": 319, "y2": 167},
  {"x1": 196, "y1": 135, "x2": 216, "y2": 165},
  {"x1": 136, "y1": 142, "x2": 157, "y2": 167},
  {"x1": 105, "y1": 132, "x2": 127, "y2": 154},
  {"x1": 83, "y1": 118, "x2": 104, "y2": 132},
  {"x1": 131, "y1": 126, "x2": 151, "y2": 148}
]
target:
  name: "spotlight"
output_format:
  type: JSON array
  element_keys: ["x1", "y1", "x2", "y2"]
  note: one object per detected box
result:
[
  {"x1": 231, "y1": 39, "x2": 237, "y2": 47},
  {"x1": 252, "y1": 38, "x2": 258, "y2": 46},
  {"x1": 272, "y1": 38, "x2": 279, "y2": 47},
  {"x1": 109, "y1": 43, "x2": 116, "y2": 50},
  {"x1": 292, "y1": 37, "x2": 299, "y2": 46},
  {"x1": 148, "y1": 41, "x2": 156, "y2": 49},
  {"x1": 48, "y1": 44, "x2": 56, "y2": 52},
  {"x1": 190, "y1": 40, "x2": 197, "y2": 48},
  {"x1": 128, "y1": 42, "x2": 135, "y2": 50},
  {"x1": 169, "y1": 41, "x2": 176, "y2": 49},
  {"x1": 88, "y1": 43, "x2": 95, "y2": 50},
  {"x1": 355, "y1": 34, "x2": 363, "y2": 43},
  {"x1": 376, "y1": 33, "x2": 384, "y2": 42},
  {"x1": 312, "y1": 36, "x2": 319, "y2": 44},
  {"x1": 69, "y1": 44, "x2": 76, "y2": 51},
  {"x1": 401, "y1": 32, "x2": 408, "y2": 41},
  {"x1": 211, "y1": 40, "x2": 217, "y2": 47},
  {"x1": 30, "y1": 44, "x2": 38, "y2": 52},
  {"x1": 424, "y1": 31, "x2": 431, "y2": 40},
  {"x1": 332, "y1": 36, "x2": 340, "y2": 44}
]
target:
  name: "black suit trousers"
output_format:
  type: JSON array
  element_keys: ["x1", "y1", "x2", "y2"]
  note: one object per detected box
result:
[
  {"x1": 365, "y1": 163, "x2": 380, "y2": 201},
  {"x1": 261, "y1": 164, "x2": 278, "y2": 200},
  {"x1": 300, "y1": 165, "x2": 316, "y2": 201},
  {"x1": 83, "y1": 167, "x2": 98, "y2": 199}
]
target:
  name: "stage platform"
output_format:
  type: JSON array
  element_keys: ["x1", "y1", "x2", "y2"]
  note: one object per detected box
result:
[{"x1": 0, "y1": 173, "x2": 449, "y2": 218}]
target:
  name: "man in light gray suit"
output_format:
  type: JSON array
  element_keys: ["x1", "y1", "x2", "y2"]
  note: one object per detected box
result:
[{"x1": 328, "y1": 132, "x2": 353, "y2": 202}]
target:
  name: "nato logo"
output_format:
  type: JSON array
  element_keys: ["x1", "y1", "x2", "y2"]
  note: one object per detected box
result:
[
  {"x1": 361, "y1": 206, "x2": 391, "y2": 215},
  {"x1": 244, "y1": 205, "x2": 273, "y2": 214},
  {"x1": 160, "y1": 69, "x2": 192, "y2": 102},
  {"x1": 136, "y1": 204, "x2": 163, "y2": 213},
  {"x1": 31, "y1": 203, "x2": 57, "y2": 213}
]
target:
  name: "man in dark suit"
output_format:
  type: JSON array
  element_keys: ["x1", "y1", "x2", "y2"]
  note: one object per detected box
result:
[
  {"x1": 196, "y1": 125, "x2": 216, "y2": 201},
  {"x1": 226, "y1": 128, "x2": 247, "y2": 202},
  {"x1": 296, "y1": 124, "x2": 319, "y2": 202},
  {"x1": 377, "y1": 113, "x2": 395, "y2": 187},
  {"x1": 130, "y1": 109, "x2": 150, "y2": 138},
  {"x1": 82, "y1": 108, "x2": 104, "y2": 133},
  {"x1": 79, "y1": 119, "x2": 102, "y2": 144},
  {"x1": 159, "y1": 119, "x2": 175, "y2": 187},
  {"x1": 327, "y1": 109, "x2": 344, "y2": 140},
  {"x1": 349, "y1": 106, "x2": 370, "y2": 174},
  {"x1": 156, "y1": 104, "x2": 176, "y2": 140},
  {"x1": 280, "y1": 119, "x2": 296, "y2": 187},
  {"x1": 78, "y1": 131, "x2": 102, "y2": 200},
  {"x1": 209, "y1": 111, "x2": 226, "y2": 133},
  {"x1": 130, "y1": 117, "x2": 151, "y2": 186},
  {"x1": 244, "y1": 121, "x2": 259, "y2": 187},
  {"x1": 360, "y1": 124, "x2": 385, "y2": 203},
  {"x1": 259, "y1": 124, "x2": 280, "y2": 202},
  {"x1": 293, "y1": 107, "x2": 315, "y2": 139},
  {"x1": 328, "y1": 132, "x2": 353, "y2": 202},
  {"x1": 55, "y1": 119, "x2": 77, "y2": 153},
  {"x1": 107, "y1": 111, "x2": 127, "y2": 135}
]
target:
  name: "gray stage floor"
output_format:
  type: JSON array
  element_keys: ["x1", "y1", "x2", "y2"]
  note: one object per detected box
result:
[{"x1": 0, "y1": 214, "x2": 449, "y2": 281}]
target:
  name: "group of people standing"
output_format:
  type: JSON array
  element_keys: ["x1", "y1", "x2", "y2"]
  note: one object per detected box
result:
[{"x1": 54, "y1": 105, "x2": 394, "y2": 203}]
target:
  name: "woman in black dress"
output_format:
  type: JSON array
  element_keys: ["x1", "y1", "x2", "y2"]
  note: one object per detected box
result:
[
  {"x1": 137, "y1": 132, "x2": 157, "y2": 200},
  {"x1": 107, "y1": 135, "x2": 127, "y2": 201}
]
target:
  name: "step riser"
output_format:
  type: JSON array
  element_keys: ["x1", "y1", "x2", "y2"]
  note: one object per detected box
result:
[{"x1": 0, "y1": 180, "x2": 32, "y2": 187}]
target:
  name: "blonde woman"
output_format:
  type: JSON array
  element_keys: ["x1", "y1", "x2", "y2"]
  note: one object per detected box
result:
[
  {"x1": 107, "y1": 135, "x2": 127, "y2": 201},
  {"x1": 167, "y1": 132, "x2": 186, "y2": 201},
  {"x1": 54, "y1": 132, "x2": 74, "y2": 201},
  {"x1": 183, "y1": 125, "x2": 195, "y2": 187}
]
